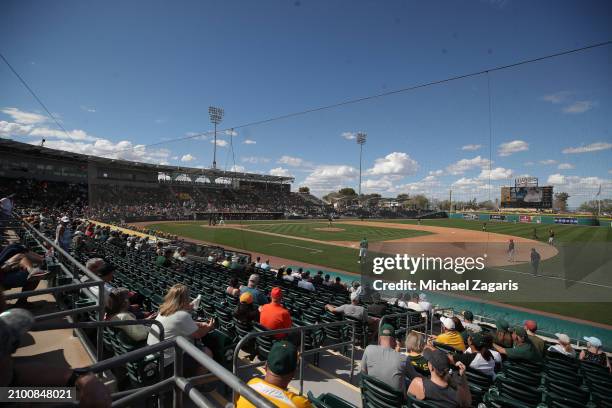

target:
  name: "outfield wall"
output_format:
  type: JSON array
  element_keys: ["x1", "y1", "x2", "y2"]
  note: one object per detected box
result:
[{"x1": 448, "y1": 212, "x2": 606, "y2": 226}]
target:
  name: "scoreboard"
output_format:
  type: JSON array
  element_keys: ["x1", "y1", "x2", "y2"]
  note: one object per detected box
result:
[{"x1": 501, "y1": 178, "x2": 553, "y2": 209}]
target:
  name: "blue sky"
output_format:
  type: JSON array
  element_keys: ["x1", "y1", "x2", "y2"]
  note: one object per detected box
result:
[{"x1": 1, "y1": 0, "x2": 611, "y2": 206}]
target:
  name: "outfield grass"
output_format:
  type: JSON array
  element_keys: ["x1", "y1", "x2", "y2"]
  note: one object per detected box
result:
[
  {"x1": 147, "y1": 222, "x2": 365, "y2": 273},
  {"x1": 147, "y1": 219, "x2": 612, "y2": 325},
  {"x1": 378, "y1": 218, "x2": 612, "y2": 243},
  {"x1": 246, "y1": 222, "x2": 431, "y2": 242}
]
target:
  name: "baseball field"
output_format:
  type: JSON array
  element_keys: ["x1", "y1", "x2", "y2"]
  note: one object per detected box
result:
[{"x1": 142, "y1": 218, "x2": 612, "y2": 325}]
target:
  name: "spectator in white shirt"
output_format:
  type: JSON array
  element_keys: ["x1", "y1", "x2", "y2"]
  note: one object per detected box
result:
[
  {"x1": 418, "y1": 293, "x2": 432, "y2": 312},
  {"x1": 297, "y1": 272, "x2": 315, "y2": 291},
  {"x1": 407, "y1": 293, "x2": 423, "y2": 311},
  {"x1": 547, "y1": 333, "x2": 576, "y2": 357}
]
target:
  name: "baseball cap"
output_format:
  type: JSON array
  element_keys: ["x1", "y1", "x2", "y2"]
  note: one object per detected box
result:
[
  {"x1": 379, "y1": 323, "x2": 396, "y2": 337},
  {"x1": 0, "y1": 308, "x2": 34, "y2": 358},
  {"x1": 555, "y1": 333, "x2": 570, "y2": 344},
  {"x1": 267, "y1": 341, "x2": 297, "y2": 375},
  {"x1": 463, "y1": 311, "x2": 474, "y2": 321},
  {"x1": 524, "y1": 320, "x2": 537, "y2": 332},
  {"x1": 496, "y1": 319, "x2": 509, "y2": 331},
  {"x1": 239, "y1": 292, "x2": 253, "y2": 304},
  {"x1": 423, "y1": 348, "x2": 450, "y2": 373},
  {"x1": 512, "y1": 326, "x2": 528, "y2": 339},
  {"x1": 270, "y1": 287, "x2": 282, "y2": 300},
  {"x1": 470, "y1": 332, "x2": 485, "y2": 348},
  {"x1": 583, "y1": 336, "x2": 602, "y2": 348},
  {"x1": 440, "y1": 317, "x2": 455, "y2": 330},
  {"x1": 60, "y1": 216, "x2": 70, "y2": 223}
]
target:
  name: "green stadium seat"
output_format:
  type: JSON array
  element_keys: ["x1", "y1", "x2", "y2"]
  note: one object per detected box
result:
[
  {"x1": 361, "y1": 373, "x2": 404, "y2": 408},
  {"x1": 307, "y1": 392, "x2": 358, "y2": 408}
]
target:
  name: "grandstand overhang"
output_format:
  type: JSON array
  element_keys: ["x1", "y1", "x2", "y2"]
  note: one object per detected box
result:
[{"x1": 0, "y1": 139, "x2": 294, "y2": 184}]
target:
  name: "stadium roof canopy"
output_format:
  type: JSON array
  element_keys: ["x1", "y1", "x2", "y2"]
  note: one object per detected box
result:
[{"x1": 1, "y1": 139, "x2": 294, "y2": 183}]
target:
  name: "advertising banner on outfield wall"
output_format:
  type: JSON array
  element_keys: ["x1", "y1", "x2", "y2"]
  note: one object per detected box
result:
[
  {"x1": 554, "y1": 217, "x2": 578, "y2": 224},
  {"x1": 519, "y1": 215, "x2": 532, "y2": 223},
  {"x1": 462, "y1": 213, "x2": 479, "y2": 220},
  {"x1": 489, "y1": 214, "x2": 506, "y2": 221}
]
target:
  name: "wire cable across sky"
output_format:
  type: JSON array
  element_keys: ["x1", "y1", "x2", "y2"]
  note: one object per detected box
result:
[{"x1": 2, "y1": 39, "x2": 612, "y2": 158}]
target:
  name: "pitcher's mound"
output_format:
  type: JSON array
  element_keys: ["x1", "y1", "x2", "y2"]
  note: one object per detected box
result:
[{"x1": 314, "y1": 227, "x2": 345, "y2": 232}]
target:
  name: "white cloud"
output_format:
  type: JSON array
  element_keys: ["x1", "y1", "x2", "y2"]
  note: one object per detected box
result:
[
  {"x1": 539, "y1": 159, "x2": 557, "y2": 165},
  {"x1": 429, "y1": 169, "x2": 444, "y2": 176},
  {"x1": 362, "y1": 177, "x2": 394, "y2": 192},
  {"x1": 302, "y1": 164, "x2": 358, "y2": 194},
  {"x1": 181, "y1": 154, "x2": 195, "y2": 162},
  {"x1": 461, "y1": 144, "x2": 482, "y2": 151},
  {"x1": 29, "y1": 127, "x2": 98, "y2": 142},
  {"x1": 524, "y1": 161, "x2": 535, "y2": 166},
  {"x1": 563, "y1": 100, "x2": 595, "y2": 114},
  {"x1": 211, "y1": 139, "x2": 228, "y2": 147},
  {"x1": 366, "y1": 152, "x2": 419, "y2": 177},
  {"x1": 243, "y1": 139, "x2": 256, "y2": 144},
  {"x1": 269, "y1": 167, "x2": 293, "y2": 177},
  {"x1": 446, "y1": 156, "x2": 491, "y2": 175},
  {"x1": 80, "y1": 106, "x2": 97, "y2": 113},
  {"x1": 562, "y1": 142, "x2": 612, "y2": 154},
  {"x1": 498, "y1": 140, "x2": 528, "y2": 156},
  {"x1": 542, "y1": 91, "x2": 571, "y2": 104},
  {"x1": 396, "y1": 175, "x2": 442, "y2": 194},
  {"x1": 33, "y1": 139, "x2": 171, "y2": 164},
  {"x1": 2, "y1": 107, "x2": 48, "y2": 125},
  {"x1": 547, "y1": 173, "x2": 566, "y2": 185},
  {"x1": 241, "y1": 156, "x2": 270, "y2": 164},
  {"x1": 557, "y1": 163, "x2": 575, "y2": 170},
  {"x1": 341, "y1": 132, "x2": 356, "y2": 140},
  {"x1": 452, "y1": 177, "x2": 481, "y2": 187},
  {"x1": 477, "y1": 167, "x2": 513, "y2": 180},
  {"x1": 0, "y1": 121, "x2": 33, "y2": 137},
  {"x1": 230, "y1": 165, "x2": 246, "y2": 172},
  {"x1": 278, "y1": 155, "x2": 313, "y2": 168},
  {"x1": 225, "y1": 129, "x2": 238, "y2": 137}
]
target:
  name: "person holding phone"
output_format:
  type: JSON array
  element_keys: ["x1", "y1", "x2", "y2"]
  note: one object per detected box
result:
[{"x1": 147, "y1": 284, "x2": 215, "y2": 379}]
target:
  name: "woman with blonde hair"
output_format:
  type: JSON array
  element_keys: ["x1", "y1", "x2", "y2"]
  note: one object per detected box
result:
[
  {"x1": 147, "y1": 284, "x2": 215, "y2": 377},
  {"x1": 405, "y1": 331, "x2": 429, "y2": 375}
]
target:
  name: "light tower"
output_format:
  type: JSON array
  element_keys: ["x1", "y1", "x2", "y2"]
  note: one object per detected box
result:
[
  {"x1": 208, "y1": 106, "x2": 224, "y2": 169},
  {"x1": 356, "y1": 132, "x2": 367, "y2": 197}
]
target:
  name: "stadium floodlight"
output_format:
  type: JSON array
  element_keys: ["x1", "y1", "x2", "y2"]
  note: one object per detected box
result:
[
  {"x1": 208, "y1": 106, "x2": 224, "y2": 169},
  {"x1": 356, "y1": 132, "x2": 366, "y2": 197}
]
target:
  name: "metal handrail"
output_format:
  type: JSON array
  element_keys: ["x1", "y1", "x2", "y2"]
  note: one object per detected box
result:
[
  {"x1": 31, "y1": 318, "x2": 166, "y2": 387},
  {"x1": 232, "y1": 319, "x2": 357, "y2": 402},
  {"x1": 18, "y1": 217, "x2": 107, "y2": 362},
  {"x1": 65, "y1": 336, "x2": 275, "y2": 408},
  {"x1": 377, "y1": 310, "x2": 428, "y2": 347}
]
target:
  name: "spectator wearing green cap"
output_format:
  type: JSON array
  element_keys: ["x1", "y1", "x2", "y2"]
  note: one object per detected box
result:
[
  {"x1": 450, "y1": 333, "x2": 496, "y2": 378},
  {"x1": 494, "y1": 319, "x2": 513, "y2": 348},
  {"x1": 236, "y1": 341, "x2": 312, "y2": 408},
  {"x1": 361, "y1": 324, "x2": 421, "y2": 392},
  {"x1": 493, "y1": 326, "x2": 542, "y2": 362}
]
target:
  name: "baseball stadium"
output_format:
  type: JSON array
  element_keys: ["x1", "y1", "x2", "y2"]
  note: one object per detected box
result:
[{"x1": 1, "y1": 2, "x2": 612, "y2": 408}]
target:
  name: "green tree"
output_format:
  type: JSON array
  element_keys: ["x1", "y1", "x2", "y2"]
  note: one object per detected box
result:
[
  {"x1": 338, "y1": 187, "x2": 357, "y2": 196},
  {"x1": 554, "y1": 192, "x2": 570, "y2": 211},
  {"x1": 298, "y1": 186, "x2": 310, "y2": 194}
]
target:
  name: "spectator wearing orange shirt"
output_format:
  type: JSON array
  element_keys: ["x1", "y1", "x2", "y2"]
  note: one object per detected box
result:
[{"x1": 259, "y1": 287, "x2": 292, "y2": 339}]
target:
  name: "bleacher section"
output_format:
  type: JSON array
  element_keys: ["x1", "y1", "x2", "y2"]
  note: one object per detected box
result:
[{"x1": 3, "y1": 213, "x2": 612, "y2": 407}]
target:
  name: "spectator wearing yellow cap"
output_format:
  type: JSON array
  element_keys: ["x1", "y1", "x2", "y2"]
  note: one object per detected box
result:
[
  {"x1": 233, "y1": 292, "x2": 259, "y2": 325},
  {"x1": 236, "y1": 341, "x2": 312, "y2": 408}
]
